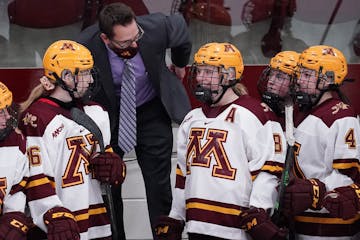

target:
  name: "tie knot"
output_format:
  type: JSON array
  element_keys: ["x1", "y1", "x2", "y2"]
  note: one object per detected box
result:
[{"x1": 124, "y1": 59, "x2": 131, "y2": 66}]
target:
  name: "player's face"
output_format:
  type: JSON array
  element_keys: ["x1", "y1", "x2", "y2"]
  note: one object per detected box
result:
[
  {"x1": 267, "y1": 69, "x2": 291, "y2": 97},
  {"x1": 74, "y1": 69, "x2": 94, "y2": 98},
  {"x1": 0, "y1": 108, "x2": 11, "y2": 130},
  {"x1": 296, "y1": 67, "x2": 319, "y2": 95},
  {"x1": 196, "y1": 65, "x2": 220, "y2": 87}
]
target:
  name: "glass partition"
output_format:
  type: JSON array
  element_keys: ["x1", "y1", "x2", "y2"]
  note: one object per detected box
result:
[{"x1": 0, "y1": 0, "x2": 359, "y2": 67}]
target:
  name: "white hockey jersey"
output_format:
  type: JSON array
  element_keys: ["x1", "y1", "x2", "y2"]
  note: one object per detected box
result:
[
  {"x1": 0, "y1": 130, "x2": 28, "y2": 215},
  {"x1": 292, "y1": 98, "x2": 360, "y2": 239},
  {"x1": 170, "y1": 95, "x2": 286, "y2": 239},
  {"x1": 19, "y1": 97, "x2": 112, "y2": 240}
]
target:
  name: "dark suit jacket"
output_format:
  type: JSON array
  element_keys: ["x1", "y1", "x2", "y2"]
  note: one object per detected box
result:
[{"x1": 77, "y1": 13, "x2": 192, "y2": 150}]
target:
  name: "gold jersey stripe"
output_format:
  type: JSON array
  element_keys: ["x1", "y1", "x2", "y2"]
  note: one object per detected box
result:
[
  {"x1": 333, "y1": 162, "x2": 360, "y2": 170},
  {"x1": 295, "y1": 214, "x2": 360, "y2": 224},
  {"x1": 176, "y1": 168, "x2": 184, "y2": 177},
  {"x1": 26, "y1": 178, "x2": 50, "y2": 188},
  {"x1": 261, "y1": 165, "x2": 284, "y2": 172},
  {"x1": 75, "y1": 207, "x2": 107, "y2": 221},
  {"x1": 19, "y1": 180, "x2": 27, "y2": 187},
  {"x1": 186, "y1": 202, "x2": 241, "y2": 215}
]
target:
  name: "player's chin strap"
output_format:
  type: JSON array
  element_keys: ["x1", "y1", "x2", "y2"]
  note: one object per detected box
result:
[
  {"x1": 211, "y1": 78, "x2": 239, "y2": 105},
  {"x1": 314, "y1": 72, "x2": 352, "y2": 107},
  {"x1": 195, "y1": 76, "x2": 239, "y2": 105},
  {"x1": 52, "y1": 69, "x2": 79, "y2": 100}
]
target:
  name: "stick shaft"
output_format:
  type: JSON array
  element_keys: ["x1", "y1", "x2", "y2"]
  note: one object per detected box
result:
[{"x1": 70, "y1": 107, "x2": 118, "y2": 239}]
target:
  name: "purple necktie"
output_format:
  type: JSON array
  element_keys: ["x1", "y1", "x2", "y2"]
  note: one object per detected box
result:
[{"x1": 118, "y1": 59, "x2": 136, "y2": 153}]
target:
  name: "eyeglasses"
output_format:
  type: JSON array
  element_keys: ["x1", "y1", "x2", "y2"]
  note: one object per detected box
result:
[{"x1": 111, "y1": 24, "x2": 144, "y2": 49}]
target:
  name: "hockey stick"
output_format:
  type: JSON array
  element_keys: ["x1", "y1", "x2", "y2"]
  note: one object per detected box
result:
[
  {"x1": 271, "y1": 100, "x2": 295, "y2": 240},
  {"x1": 261, "y1": 0, "x2": 284, "y2": 57},
  {"x1": 70, "y1": 107, "x2": 119, "y2": 240},
  {"x1": 319, "y1": 0, "x2": 342, "y2": 44},
  {"x1": 170, "y1": 0, "x2": 183, "y2": 14}
]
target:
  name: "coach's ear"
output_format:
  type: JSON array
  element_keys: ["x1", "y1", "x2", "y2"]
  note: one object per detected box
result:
[
  {"x1": 40, "y1": 76, "x2": 55, "y2": 91},
  {"x1": 100, "y1": 33, "x2": 110, "y2": 45}
]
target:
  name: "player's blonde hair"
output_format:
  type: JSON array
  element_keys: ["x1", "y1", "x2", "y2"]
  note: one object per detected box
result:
[
  {"x1": 19, "y1": 83, "x2": 50, "y2": 114},
  {"x1": 233, "y1": 83, "x2": 248, "y2": 96}
]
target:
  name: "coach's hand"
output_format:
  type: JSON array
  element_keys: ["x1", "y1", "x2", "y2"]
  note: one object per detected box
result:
[
  {"x1": 90, "y1": 152, "x2": 126, "y2": 185},
  {"x1": 154, "y1": 215, "x2": 184, "y2": 240},
  {"x1": 0, "y1": 212, "x2": 32, "y2": 240},
  {"x1": 43, "y1": 207, "x2": 80, "y2": 240}
]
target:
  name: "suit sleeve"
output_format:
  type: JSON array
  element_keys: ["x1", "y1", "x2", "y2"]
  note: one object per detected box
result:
[{"x1": 165, "y1": 14, "x2": 192, "y2": 68}]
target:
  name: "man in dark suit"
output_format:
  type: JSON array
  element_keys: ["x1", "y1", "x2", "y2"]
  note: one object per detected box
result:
[{"x1": 77, "y1": 2, "x2": 192, "y2": 239}]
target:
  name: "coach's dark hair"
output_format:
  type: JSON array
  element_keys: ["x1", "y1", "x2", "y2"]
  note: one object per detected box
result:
[{"x1": 99, "y1": 3, "x2": 135, "y2": 39}]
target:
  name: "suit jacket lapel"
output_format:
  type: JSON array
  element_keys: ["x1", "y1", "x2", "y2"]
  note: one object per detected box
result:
[{"x1": 94, "y1": 35, "x2": 117, "y2": 109}]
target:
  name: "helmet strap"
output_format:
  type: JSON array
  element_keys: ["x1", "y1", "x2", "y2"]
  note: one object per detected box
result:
[
  {"x1": 212, "y1": 77, "x2": 238, "y2": 105},
  {"x1": 312, "y1": 90, "x2": 325, "y2": 107},
  {"x1": 54, "y1": 69, "x2": 80, "y2": 99},
  {"x1": 54, "y1": 73, "x2": 76, "y2": 99}
]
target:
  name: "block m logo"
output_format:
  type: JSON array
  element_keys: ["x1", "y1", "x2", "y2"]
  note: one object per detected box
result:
[{"x1": 186, "y1": 128, "x2": 236, "y2": 180}]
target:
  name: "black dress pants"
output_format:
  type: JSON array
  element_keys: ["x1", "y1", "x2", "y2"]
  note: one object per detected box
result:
[{"x1": 111, "y1": 97, "x2": 173, "y2": 240}]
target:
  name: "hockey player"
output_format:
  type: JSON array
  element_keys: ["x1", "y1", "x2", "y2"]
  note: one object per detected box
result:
[
  {"x1": 283, "y1": 45, "x2": 360, "y2": 239},
  {"x1": 258, "y1": 50, "x2": 300, "y2": 117},
  {"x1": 154, "y1": 42, "x2": 287, "y2": 240},
  {"x1": 0, "y1": 81, "x2": 32, "y2": 240},
  {"x1": 19, "y1": 40, "x2": 126, "y2": 240}
]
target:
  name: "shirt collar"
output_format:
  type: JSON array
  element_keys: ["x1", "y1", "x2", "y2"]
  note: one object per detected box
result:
[{"x1": 104, "y1": 43, "x2": 120, "y2": 60}]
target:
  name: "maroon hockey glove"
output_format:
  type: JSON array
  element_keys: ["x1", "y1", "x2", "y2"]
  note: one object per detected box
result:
[
  {"x1": 154, "y1": 215, "x2": 184, "y2": 240},
  {"x1": 43, "y1": 207, "x2": 80, "y2": 240},
  {"x1": 90, "y1": 152, "x2": 126, "y2": 185},
  {"x1": 283, "y1": 178, "x2": 326, "y2": 216},
  {"x1": 323, "y1": 183, "x2": 360, "y2": 220},
  {"x1": 239, "y1": 208, "x2": 287, "y2": 240},
  {"x1": 0, "y1": 212, "x2": 32, "y2": 240}
]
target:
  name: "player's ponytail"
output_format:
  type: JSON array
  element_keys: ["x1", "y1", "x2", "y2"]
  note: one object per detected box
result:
[
  {"x1": 233, "y1": 82, "x2": 248, "y2": 96},
  {"x1": 19, "y1": 83, "x2": 47, "y2": 114}
]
